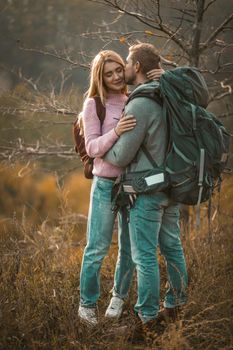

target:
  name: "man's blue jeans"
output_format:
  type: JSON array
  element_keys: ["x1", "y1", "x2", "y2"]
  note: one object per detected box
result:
[
  {"x1": 80, "y1": 176, "x2": 135, "y2": 307},
  {"x1": 129, "y1": 192, "x2": 188, "y2": 323}
]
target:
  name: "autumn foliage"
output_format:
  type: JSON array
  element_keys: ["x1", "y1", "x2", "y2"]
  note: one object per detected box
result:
[{"x1": 0, "y1": 163, "x2": 91, "y2": 226}]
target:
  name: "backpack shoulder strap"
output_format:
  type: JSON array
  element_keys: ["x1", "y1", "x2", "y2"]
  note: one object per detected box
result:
[
  {"x1": 126, "y1": 88, "x2": 164, "y2": 169},
  {"x1": 93, "y1": 96, "x2": 106, "y2": 125},
  {"x1": 126, "y1": 88, "x2": 163, "y2": 107}
]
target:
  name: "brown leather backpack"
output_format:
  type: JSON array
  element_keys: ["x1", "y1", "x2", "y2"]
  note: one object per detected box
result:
[{"x1": 73, "y1": 96, "x2": 106, "y2": 179}]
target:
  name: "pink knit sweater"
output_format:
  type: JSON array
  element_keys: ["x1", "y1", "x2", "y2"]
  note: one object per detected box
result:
[{"x1": 83, "y1": 93, "x2": 128, "y2": 177}]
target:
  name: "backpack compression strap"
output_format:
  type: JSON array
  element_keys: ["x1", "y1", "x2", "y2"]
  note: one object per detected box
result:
[{"x1": 141, "y1": 144, "x2": 159, "y2": 168}]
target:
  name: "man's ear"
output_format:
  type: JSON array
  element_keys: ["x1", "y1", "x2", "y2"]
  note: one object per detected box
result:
[{"x1": 135, "y1": 61, "x2": 140, "y2": 73}]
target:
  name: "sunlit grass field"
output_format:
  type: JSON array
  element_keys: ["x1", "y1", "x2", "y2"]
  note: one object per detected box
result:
[{"x1": 0, "y1": 165, "x2": 233, "y2": 350}]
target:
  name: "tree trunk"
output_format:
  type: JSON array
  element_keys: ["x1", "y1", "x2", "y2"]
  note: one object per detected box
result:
[{"x1": 189, "y1": 0, "x2": 205, "y2": 67}]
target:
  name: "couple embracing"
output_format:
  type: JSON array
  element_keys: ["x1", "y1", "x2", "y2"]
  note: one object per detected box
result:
[{"x1": 78, "y1": 43, "x2": 188, "y2": 331}]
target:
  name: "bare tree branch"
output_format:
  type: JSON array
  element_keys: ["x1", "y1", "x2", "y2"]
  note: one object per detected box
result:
[
  {"x1": 18, "y1": 44, "x2": 90, "y2": 69},
  {"x1": 208, "y1": 79, "x2": 233, "y2": 103},
  {"x1": 217, "y1": 112, "x2": 233, "y2": 119},
  {"x1": 0, "y1": 142, "x2": 76, "y2": 161},
  {"x1": 88, "y1": 0, "x2": 189, "y2": 54},
  {"x1": 201, "y1": 12, "x2": 233, "y2": 52},
  {"x1": 204, "y1": 0, "x2": 217, "y2": 13},
  {"x1": 172, "y1": 7, "x2": 195, "y2": 18},
  {"x1": 0, "y1": 106, "x2": 77, "y2": 116}
]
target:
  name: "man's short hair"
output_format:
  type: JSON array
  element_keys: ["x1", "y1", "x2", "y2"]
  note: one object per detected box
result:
[{"x1": 129, "y1": 43, "x2": 160, "y2": 74}]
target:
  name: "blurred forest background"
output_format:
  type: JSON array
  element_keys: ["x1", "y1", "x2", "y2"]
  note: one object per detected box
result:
[{"x1": 0, "y1": 1, "x2": 233, "y2": 349}]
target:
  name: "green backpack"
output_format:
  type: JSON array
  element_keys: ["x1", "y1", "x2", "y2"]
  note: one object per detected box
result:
[{"x1": 126, "y1": 67, "x2": 231, "y2": 206}]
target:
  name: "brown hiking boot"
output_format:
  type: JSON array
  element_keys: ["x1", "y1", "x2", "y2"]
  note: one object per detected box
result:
[
  {"x1": 157, "y1": 306, "x2": 180, "y2": 323},
  {"x1": 127, "y1": 317, "x2": 145, "y2": 343},
  {"x1": 128, "y1": 317, "x2": 165, "y2": 344}
]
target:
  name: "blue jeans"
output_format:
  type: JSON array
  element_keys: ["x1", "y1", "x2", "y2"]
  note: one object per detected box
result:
[
  {"x1": 79, "y1": 176, "x2": 135, "y2": 307},
  {"x1": 129, "y1": 192, "x2": 188, "y2": 323}
]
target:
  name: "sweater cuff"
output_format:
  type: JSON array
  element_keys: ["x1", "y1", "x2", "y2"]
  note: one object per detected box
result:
[{"x1": 111, "y1": 128, "x2": 120, "y2": 140}]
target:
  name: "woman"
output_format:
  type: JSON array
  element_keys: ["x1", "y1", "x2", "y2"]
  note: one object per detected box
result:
[{"x1": 78, "y1": 50, "x2": 137, "y2": 325}]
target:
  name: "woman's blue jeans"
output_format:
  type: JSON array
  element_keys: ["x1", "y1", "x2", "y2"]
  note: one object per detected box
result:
[
  {"x1": 79, "y1": 176, "x2": 135, "y2": 307},
  {"x1": 129, "y1": 192, "x2": 188, "y2": 323}
]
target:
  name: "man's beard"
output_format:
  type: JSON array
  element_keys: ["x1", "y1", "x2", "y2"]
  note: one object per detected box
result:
[{"x1": 125, "y1": 74, "x2": 136, "y2": 85}]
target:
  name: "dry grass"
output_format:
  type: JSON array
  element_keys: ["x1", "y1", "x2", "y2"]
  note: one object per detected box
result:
[{"x1": 0, "y1": 177, "x2": 233, "y2": 350}]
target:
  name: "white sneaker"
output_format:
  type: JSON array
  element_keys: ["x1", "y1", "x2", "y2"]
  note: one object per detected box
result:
[
  {"x1": 78, "y1": 305, "x2": 98, "y2": 326},
  {"x1": 105, "y1": 296, "x2": 124, "y2": 319}
]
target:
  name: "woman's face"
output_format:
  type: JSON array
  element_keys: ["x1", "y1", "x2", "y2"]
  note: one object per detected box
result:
[{"x1": 103, "y1": 61, "x2": 125, "y2": 94}]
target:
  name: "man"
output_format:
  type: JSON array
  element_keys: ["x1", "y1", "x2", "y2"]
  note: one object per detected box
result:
[{"x1": 104, "y1": 43, "x2": 188, "y2": 325}]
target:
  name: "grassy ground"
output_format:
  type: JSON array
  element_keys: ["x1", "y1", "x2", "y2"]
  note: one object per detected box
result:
[{"x1": 1, "y1": 177, "x2": 233, "y2": 350}]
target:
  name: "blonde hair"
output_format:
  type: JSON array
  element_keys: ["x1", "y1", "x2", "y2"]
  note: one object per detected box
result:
[{"x1": 85, "y1": 50, "x2": 127, "y2": 105}]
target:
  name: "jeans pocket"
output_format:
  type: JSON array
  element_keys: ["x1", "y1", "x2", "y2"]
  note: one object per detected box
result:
[
  {"x1": 92, "y1": 178, "x2": 114, "y2": 205},
  {"x1": 96, "y1": 178, "x2": 113, "y2": 191}
]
